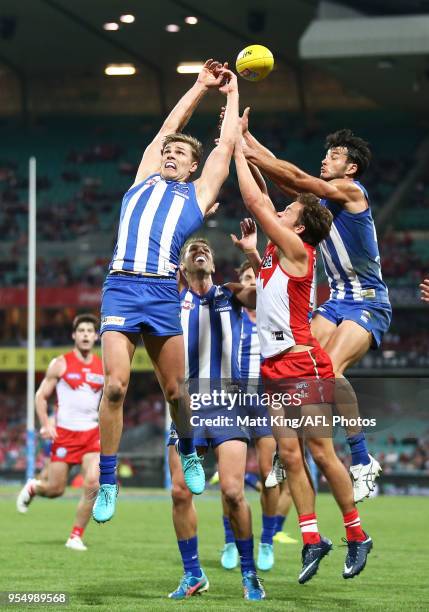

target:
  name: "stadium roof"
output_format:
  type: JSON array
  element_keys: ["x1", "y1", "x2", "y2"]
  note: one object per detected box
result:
[
  {"x1": 0, "y1": 0, "x2": 317, "y2": 77},
  {"x1": 339, "y1": 0, "x2": 429, "y2": 16},
  {"x1": 1, "y1": 1, "x2": 428, "y2": 112}
]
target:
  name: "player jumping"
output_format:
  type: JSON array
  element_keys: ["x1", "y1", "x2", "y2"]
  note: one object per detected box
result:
[
  {"x1": 17, "y1": 314, "x2": 103, "y2": 551},
  {"x1": 235, "y1": 137, "x2": 373, "y2": 582},
  {"x1": 242, "y1": 115, "x2": 390, "y2": 502},
  {"x1": 92, "y1": 61, "x2": 239, "y2": 523}
]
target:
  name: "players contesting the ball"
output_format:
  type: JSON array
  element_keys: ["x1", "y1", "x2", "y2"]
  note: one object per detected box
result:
[
  {"x1": 241, "y1": 110, "x2": 390, "y2": 502},
  {"x1": 92, "y1": 60, "x2": 239, "y2": 524},
  {"x1": 234, "y1": 133, "x2": 374, "y2": 582}
]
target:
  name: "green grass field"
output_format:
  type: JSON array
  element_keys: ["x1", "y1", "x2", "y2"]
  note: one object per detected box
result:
[{"x1": 1, "y1": 487, "x2": 428, "y2": 611}]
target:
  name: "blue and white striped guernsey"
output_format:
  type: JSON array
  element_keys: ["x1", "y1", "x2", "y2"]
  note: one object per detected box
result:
[
  {"x1": 180, "y1": 285, "x2": 242, "y2": 382},
  {"x1": 110, "y1": 174, "x2": 203, "y2": 277},
  {"x1": 239, "y1": 309, "x2": 262, "y2": 385},
  {"x1": 320, "y1": 181, "x2": 390, "y2": 304}
]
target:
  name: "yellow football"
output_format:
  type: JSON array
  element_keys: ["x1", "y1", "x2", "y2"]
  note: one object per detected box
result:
[{"x1": 236, "y1": 44, "x2": 274, "y2": 82}]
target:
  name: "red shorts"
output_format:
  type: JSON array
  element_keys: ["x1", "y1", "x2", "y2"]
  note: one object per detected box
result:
[
  {"x1": 261, "y1": 346, "x2": 334, "y2": 406},
  {"x1": 51, "y1": 426, "x2": 100, "y2": 464}
]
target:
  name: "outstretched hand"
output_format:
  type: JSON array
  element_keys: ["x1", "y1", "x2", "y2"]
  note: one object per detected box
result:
[
  {"x1": 230, "y1": 218, "x2": 257, "y2": 253},
  {"x1": 219, "y1": 105, "x2": 250, "y2": 133},
  {"x1": 420, "y1": 278, "x2": 429, "y2": 302},
  {"x1": 218, "y1": 68, "x2": 238, "y2": 95},
  {"x1": 240, "y1": 107, "x2": 250, "y2": 134},
  {"x1": 197, "y1": 59, "x2": 228, "y2": 89}
]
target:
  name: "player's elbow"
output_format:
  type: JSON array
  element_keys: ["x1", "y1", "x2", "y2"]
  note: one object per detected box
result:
[
  {"x1": 35, "y1": 390, "x2": 48, "y2": 407},
  {"x1": 159, "y1": 120, "x2": 178, "y2": 136}
]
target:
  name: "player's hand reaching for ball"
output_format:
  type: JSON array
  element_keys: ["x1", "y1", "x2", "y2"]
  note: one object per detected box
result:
[
  {"x1": 230, "y1": 218, "x2": 258, "y2": 253},
  {"x1": 219, "y1": 105, "x2": 249, "y2": 134},
  {"x1": 197, "y1": 59, "x2": 227, "y2": 89},
  {"x1": 420, "y1": 278, "x2": 429, "y2": 302},
  {"x1": 240, "y1": 107, "x2": 250, "y2": 135},
  {"x1": 218, "y1": 69, "x2": 238, "y2": 95}
]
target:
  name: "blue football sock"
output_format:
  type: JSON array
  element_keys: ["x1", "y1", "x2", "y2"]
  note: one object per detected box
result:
[
  {"x1": 236, "y1": 537, "x2": 256, "y2": 575},
  {"x1": 177, "y1": 536, "x2": 201, "y2": 577},
  {"x1": 261, "y1": 514, "x2": 277, "y2": 545},
  {"x1": 178, "y1": 438, "x2": 196, "y2": 456},
  {"x1": 99, "y1": 454, "x2": 117, "y2": 485},
  {"x1": 244, "y1": 472, "x2": 260, "y2": 490},
  {"x1": 348, "y1": 433, "x2": 370, "y2": 466},
  {"x1": 275, "y1": 514, "x2": 286, "y2": 534},
  {"x1": 223, "y1": 516, "x2": 235, "y2": 544}
]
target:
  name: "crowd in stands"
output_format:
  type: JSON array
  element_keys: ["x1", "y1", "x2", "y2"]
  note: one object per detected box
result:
[
  {"x1": 0, "y1": 115, "x2": 420, "y2": 277},
  {"x1": 381, "y1": 232, "x2": 429, "y2": 286},
  {"x1": 335, "y1": 429, "x2": 429, "y2": 475}
]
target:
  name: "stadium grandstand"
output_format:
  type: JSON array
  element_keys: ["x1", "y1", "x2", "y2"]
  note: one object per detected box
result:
[{"x1": 1, "y1": 0, "x2": 428, "y2": 608}]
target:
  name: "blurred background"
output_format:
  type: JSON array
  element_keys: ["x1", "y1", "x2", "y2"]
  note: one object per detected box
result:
[{"x1": 0, "y1": 0, "x2": 428, "y2": 491}]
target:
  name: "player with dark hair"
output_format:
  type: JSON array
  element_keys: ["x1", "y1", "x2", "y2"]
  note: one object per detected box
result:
[
  {"x1": 17, "y1": 314, "x2": 103, "y2": 551},
  {"x1": 235, "y1": 137, "x2": 373, "y2": 583},
  {"x1": 92, "y1": 61, "x2": 239, "y2": 523},
  {"x1": 167, "y1": 238, "x2": 265, "y2": 601},
  {"x1": 242, "y1": 117, "x2": 391, "y2": 502}
]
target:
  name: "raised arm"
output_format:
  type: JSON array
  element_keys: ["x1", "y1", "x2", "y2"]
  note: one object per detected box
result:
[
  {"x1": 234, "y1": 140, "x2": 307, "y2": 267},
  {"x1": 35, "y1": 356, "x2": 65, "y2": 439},
  {"x1": 133, "y1": 60, "x2": 225, "y2": 186},
  {"x1": 230, "y1": 218, "x2": 262, "y2": 275},
  {"x1": 194, "y1": 69, "x2": 239, "y2": 214},
  {"x1": 244, "y1": 135, "x2": 361, "y2": 205}
]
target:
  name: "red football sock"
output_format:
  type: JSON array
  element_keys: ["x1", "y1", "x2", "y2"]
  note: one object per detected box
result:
[
  {"x1": 299, "y1": 513, "x2": 321, "y2": 545},
  {"x1": 343, "y1": 509, "x2": 366, "y2": 542},
  {"x1": 71, "y1": 525, "x2": 84, "y2": 539}
]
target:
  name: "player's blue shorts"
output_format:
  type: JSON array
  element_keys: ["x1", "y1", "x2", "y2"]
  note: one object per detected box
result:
[
  {"x1": 315, "y1": 298, "x2": 392, "y2": 349},
  {"x1": 242, "y1": 384, "x2": 272, "y2": 439},
  {"x1": 100, "y1": 273, "x2": 182, "y2": 336},
  {"x1": 167, "y1": 415, "x2": 250, "y2": 449},
  {"x1": 43, "y1": 439, "x2": 52, "y2": 458}
]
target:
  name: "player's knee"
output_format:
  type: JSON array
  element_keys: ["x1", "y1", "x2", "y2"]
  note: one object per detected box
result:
[
  {"x1": 163, "y1": 380, "x2": 183, "y2": 405},
  {"x1": 104, "y1": 378, "x2": 127, "y2": 405},
  {"x1": 307, "y1": 444, "x2": 330, "y2": 470},
  {"x1": 171, "y1": 482, "x2": 192, "y2": 507},
  {"x1": 279, "y1": 447, "x2": 302, "y2": 472},
  {"x1": 222, "y1": 482, "x2": 244, "y2": 510},
  {"x1": 258, "y1": 458, "x2": 273, "y2": 481},
  {"x1": 47, "y1": 483, "x2": 65, "y2": 497}
]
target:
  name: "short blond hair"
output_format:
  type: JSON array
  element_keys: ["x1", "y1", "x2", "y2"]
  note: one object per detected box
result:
[{"x1": 162, "y1": 133, "x2": 203, "y2": 163}]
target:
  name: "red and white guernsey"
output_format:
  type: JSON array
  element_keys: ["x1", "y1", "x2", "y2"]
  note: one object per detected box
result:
[
  {"x1": 56, "y1": 351, "x2": 104, "y2": 431},
  {"x1": 256, "y1": 242, "x2": 317, "y2": 358}
]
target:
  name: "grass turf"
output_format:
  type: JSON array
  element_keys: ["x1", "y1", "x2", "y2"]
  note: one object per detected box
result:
[{"x1": 1, "y1": 487, "x2": 428, "y2": 611}]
